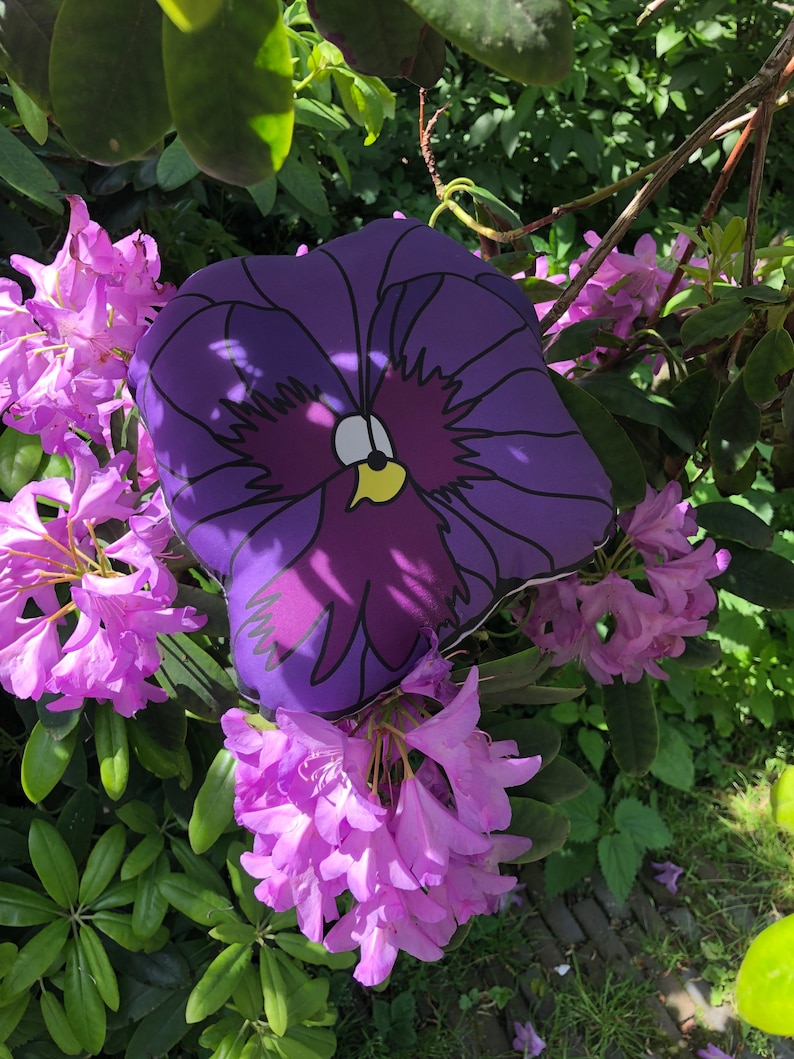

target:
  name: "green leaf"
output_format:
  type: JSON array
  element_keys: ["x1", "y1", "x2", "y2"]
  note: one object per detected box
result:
[
  {"x1": 209, "y1": 921, "x2": 258, "y2": 945},
  {"x1": 157, "y1": 0, "x2": 223, "y2": 32},
  {"x1": 278, "y1": 1025, "x2": 337, "y2": 1059},
  {"x1": 743, "y1": 327, "x2": 794, "y2": 404},
  {"x1": 78, "y1": 824, "x2": 127, "y2": 907},
  {"x1": 668, "y1": 369, "x2": 719, "y2": 451},
  {"x1": 0, "y1": 0, "x2": 61, "y2": 109},
  {"x1": 116, "y1": 990, "x2": 192, "y2": 1059},
  {"x1": 232, "y1": 961, "x2": 265, "y2": 1021},
  {"x1": 518, "y1": 276, "x2": 564, "y2": 303},
  {"x1": 309, "y1": 0, "x2": 427, "y2": 79},
  {"x1": 404, "y1": 0, "x2": 573, "y2": 84},
  {"x1": 9, "y1": 78, "x2": 49, "y2": 144},
  {"x1": 128, "y1": 719, "x2": 192, "y2": 784},
  {"x1": 561, "y1": 783, "x2": 605, "y2": 844},
  {"x1": 276, "y1": 146, "x2": 329, "y2": 216},
  {"x1": 163, "y1": 0, "x2": 294, "y2": 186},
  {"x1": 90, "y1": 911, "x2": 146, "y2": 951},
  {"x1": 64, "y1": 937, "x2": 106, "y2": 1055},
  {"x1": 549, "y1": 370, "x2": 646, "y2": 508},
  {"x1": 40, "y1": 990, "x2": 83, "y2": 1055},
  {"x1": 515, "y1": 756, "x2": 589, "y2": 804},
  {"x1": 736, "y1": 914, "x2": 794, "y2": 1035},
  {"x1": 227, "y1": 842, "x2": 263, "y2": 927},
  {"x1": 170, "y1": 835, "x2": 229, "y2": 895},
  {"x1": 544, "y1": 317, "x2": 617, "y2": 363},
  {"x1": 486, "y1": 718, "x2": 561, "y2": 769},
  {"x1": 674, "y1": 636, "x2": 722, "y2": 670},
  {"x1": 157, "y1": 632, "x2": 237, "y2": 718},
  {"x1": 94, "y1": 701, "x2": 129, "y2": 801},
  {"x1": 597, "y1": 831, "x2": 642, "y2": 905},
  {"x1": 0, "y1": 882, "x2": 60, "y2": 927},
  {"x1": 78, "y1": 923, "x2": 119, "y2": 1011},
  {"x1": 29, "y1": 819, "x2": 78, "y2": 909},
  {"x1": 132, "y1": 858, "x2": 169, "y2": 940},
  {"x1": 156, "y1": 135, "x2": 201, "y2": 191},
  {"x1": 508, "y1": 797, "x2": 570, "y2": 863},
  {"x1": 544, "y1": 842, "x2": 596, "y2": 897},
  {"x1": 602, "y1": 675, "x2": 658, "y2": 777},
  {"x1": 273, "y1": 932, "x2": 357, "y2": 969},
  {"x1": 120, "y1": 832, "x2": 166, "y2": 881},
  {"x1": 649, "y1": 719, "x2": 694, "y2": 791},
  {"x1": 613, "y1": 797, "x2": 671, "y2": 851},
  {"x1": 248, "y1": 176, "x2": 278, "y2": 218},
  {"x1": 577, "y1": 727, "x2": 605, "y2": 773},
  {"x1": 680, "y1": 298, "x2": 751, "y2": 349},
  {"x1": 115, "y1": 799, "x2": 159, "y2": 835},
  {"x1": 0, "y1": 122, "x2": 61, "y2": 210},
  {"x1": 579, "y1": 374, "x2": 695, "y2": 453},
  {"x1": 454, "y1": 646, "x2": 549, "y2": 699},
  {"x1": 49, "y1": 0, "x2": 170, "y2": 163},
  {"x1": 260, "y1": 946, "x2": 289, "y2": 1037},
  {"x1": 694, "y1": 501, "x2": 773, "y2": 550},
  {"x1": 284, "y1": 978, "x2": 329, "y2": 1028},
  {"x1": 189, "y1": 748, "x2": 236, "y2": 854},
  {"x1": 713, "y1": 541, "x2": 794, "y2": 609},
  {"x1": 157, "y1": 873, "x2": 240, "y2": 928},
  {"x1": 0, "y1": 990, "x2": 29, "y2": 1045},
  {"x1": 0, "y1": 918, "x2": 70, "y2": 1000},
  {"x1": 135, "y1": 697, "x2": 187, "y2": 752},
  {"x1": 21, "y1": 721, "x2": 78, "y2": 803},
  {"x1": 186, "y1": 943, "x2": 252, "y2": 1023},
  {"x1": 771, "y1": 766, "x2": 794, "y2": 834}
]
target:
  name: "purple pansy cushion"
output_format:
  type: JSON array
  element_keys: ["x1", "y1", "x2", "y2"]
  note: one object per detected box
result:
[{"x1": 130, "y1": 218, "x2": 613, "y2": 716}]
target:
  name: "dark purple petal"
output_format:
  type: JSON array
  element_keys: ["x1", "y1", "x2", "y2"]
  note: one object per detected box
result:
[{"x1": 132, "y1": 218, "x2": 613, "y2": 716}]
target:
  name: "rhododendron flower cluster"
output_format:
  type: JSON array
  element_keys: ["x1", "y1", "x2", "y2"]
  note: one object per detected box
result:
[
  {"x1": 0, "y1": 195, "x2": 173, "y2": 456},
  {"x1": 222, "y1": 640, "x2": 541, "y2": 985},
  {"x1": 518, "y1": 481, "x2": 730, "y2": 684},
  {"x1": 0, "y1": 437, "x2": 204, "y2": 716}
]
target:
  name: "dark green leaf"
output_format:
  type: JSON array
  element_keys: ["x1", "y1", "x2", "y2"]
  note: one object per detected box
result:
[
  {"x1": 668, "y1": 369, "x2": 719, "y2": 450},
  {"x1": 507, "y1": 797, "x2": 570, "y2": 862},
  {"x1": 485, "y1": 718, "x2": 561, "y2": 769},
  {"x1": 602, "y1": 675, "x2": 658, "y2": 776},
  {"x1": 613, "y1": 797, "x2": 671, "y2": 851},
  {"x1": 694, "y1": 501, "x2": 773, "y2": 550},
  {"x1": 186, "y1": 943, "x2": 251, "y2": 1024},
  {"x1": 121, "y1": 944, "x2": 190, "y2": 989},
  {"x1": 64, "y1": 937, "x2": 106, "y2": 1055},
  {"x1": 90, "y1": 910, "x2": 145, "y2": 951},
  {"x1": 680, "y1": 298, "x2": 751, "y2": 349},
  {"x1": 285, "y1": 978, "x2": 329, "y2": 1028},
  {"x1": 248, "y1": 176, "x2": 278, "y2": 218},
  {"x1": 743, "y1": 328, "x2": 794, "y2": 404},
  {"x1": 544, "y1": 841, "x2": 596, "y2": 897},
  {"x1": 128, "y1": 720, "x2": 192, "y2": 784},
  {"x1": 156, "y1": 136, "x2": 200, "y2": 192},
  {"x1": 39, "y1": 990, "x2": 83, "y2": 1056},
  {"x1": 55, "y1": 784, "x2": 95, "y2": 866},
  {"x1": 124, "y1": 990, "x2": 192, "y2": 1059},
  {"x1": 0, "y1": 0, "x2": 61, "y2": 108},
  {"x1": 163, "y1": 0, "x2": 294, "y2": 186},
  {"x1": 157, "y1": 873, "x2": 240, "y2": 928},
  {"x1": 0, "y1": 122, "x2": 61, "y2": 210},
  {"x1": 649, "y1": 720, "x2": 694, "y2": 791},
  {"x1": 0, "y1": 918, "x2": 70, "y2": 999},
  {"x1": 135, "y1": 698, "x2": 186, "y2": 752},
  {"x1": 597, "y1": 831, "x2": 642, "y2": 905},
  {"x1": 260, "y1": 946, "x2": 289, "y2": 1037},
  {"x1": 454, "y1": 646, "x2": 550, "y2": 698},
  {"x1": 577, "y1": 727, "x2": 605, "y2": 772},
  {"x1": 94, "y1": 702, "x2": 129, "y2": 801},
  {"x1": 278, "y1": 1026, "x2": 337, "y2": 1059},
  {"x1": 498, "y1": 682, "x2": 586, "y2": 706},
  {"x1": 120, "y1": 833, "x2": 165, "y2": 882},
  {"x1": 29, "y1": 819, "x2": 78, "y2": 909},
  {"x1": 404, "y1": 0, "x2": 573, "y2": 84},
  {"x1": 549, "y1": 370, "x2": 646, "y2": 508},
  {"x1": 544, "y1": 317, "x2": 617, "y2": 363},
  {"x1": 0, "y1": 881, "x2": 59, "y2": 927},
  {"x1": 0, "y1": 991, "x2": 29, "y2": 1045},
  {"x1": 675, "y1": 636, "x2": 722, "y2": 670},
  {"x1": 157, "y1": 632, "x2": 237, "y2": 717},
  {"x1": 188, "y1": 748, "x2": 236, "y2": 855},
  {"x1": 309, "y1": 0, "x2": 427, "y2": 78},
  {"x1": 36, "y1": 695, "x2": 82, "y2": 738},
  {"x1": 407, "y1": 22, "x2": 444, "y2": 86},
  {"x1": 515, "y1": 756, "x2": 589, "y2": 804},
  {"x1": 20, "y1": 722, "x2": 78, "y2": 803},
  {"x1": 713, "y1": 540, "x2": 794, "y2": 609},
  {"x1": 0, "y1": 426, "x2": 42, "y2": 497},
  {"x1": 273, "y1": 932, "x2": 356, "y2": 969},
  {"x1": 579, "y1": 374, "x2": 695, "y2": 452},
  {"x1": 561, "y1": 782, "x2": 605, "y2": 843},
  {"x1": 79, "y1": 923, "x2": 119, "y2": 1011},
  {"x1": 714, "y1": 447, "x2": 759, "y2": 496},
  {"x1": 78, "y1": 824, "x2": 126, "y2": 907},
  {"x1": 276, "y1": 146, "x2": 329, "y2": 216},
  {"x1": 170, "y1": 835, "x2": 229, "y2": 896},
  {"x1": 132, "y1": 858, "x2": 169, "y2": 940},
  {"x1": 49, "y1": 0, "x2": 170, "y2": 163},
  {"x1": 157, "y1": 0, "x2": 223, "y2": 32},
  {"x1": 115, "y1": 799, "x2": 158, "y2": 835},
  {"x1": 518, "y1": 276, "x2": 564, "y2": 303},
  {"x1": 227, "y1": 842, "x2": 263, "y2": 928},
  {"x1": 9, "y1": 78, "x2": 49, "y2": 144},
  {"x1": 209, "y1": 921, "x2": 258, "y2": 945}
]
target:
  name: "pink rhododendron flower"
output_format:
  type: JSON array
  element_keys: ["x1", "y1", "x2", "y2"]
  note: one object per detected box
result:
[
  {"x1": 223, "y1": 639, "x2": 541, "y2": 985},
  {"x1": 0, "y1": 439, "x2": 204, "y2": 715},
  {"x1": 518, "y1": 482, "x2": 730, "y2": 684},
  {"x1": 0, "y1": 195, "x2": 173, "y2": 455}
]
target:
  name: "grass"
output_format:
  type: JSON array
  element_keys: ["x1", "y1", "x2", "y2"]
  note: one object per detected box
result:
[{"x1": 331, "y1": 754, "x2": 794, "y2": 1058}]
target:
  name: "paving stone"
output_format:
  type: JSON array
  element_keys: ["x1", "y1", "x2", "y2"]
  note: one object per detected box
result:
[
  {"x1": 541, "y1": 895, "x2": 587, "y2": 945},
  {"x1": 522, "y1": 913, "x2": 567, "y2": 970},
  {"x1": 592, "y1": 868, "x2": 632, "y2": 920},
  {"x1": 666, "y1": 906, "x2": 702, "y2": 942},
  {"x1": 655, "y1": 968, "x2": 698, "y2": 1026},
  {"x1": 571, "y1": 897, "x2": 635, "y2": 968},
  {"x1": 629, "y1": 891, "x2": 668, "y2": 936}
]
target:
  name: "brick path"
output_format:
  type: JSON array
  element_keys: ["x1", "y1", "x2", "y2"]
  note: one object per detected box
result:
[{"x1": 447, "y1": 859, "x2": 794, "y2": 1058}]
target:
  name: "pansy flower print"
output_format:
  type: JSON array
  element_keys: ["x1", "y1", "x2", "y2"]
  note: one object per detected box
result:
[{"x1": 130, "y1": 219, "x2": 613, "y2": 716}]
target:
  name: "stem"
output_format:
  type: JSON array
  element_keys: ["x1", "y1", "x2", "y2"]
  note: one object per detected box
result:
[
  {"x1": 419, "y1": 87, "x2": 449, "y2": 200},
  {"x1": 540, "y1": 17, "x2": 794, "y2": 334}
]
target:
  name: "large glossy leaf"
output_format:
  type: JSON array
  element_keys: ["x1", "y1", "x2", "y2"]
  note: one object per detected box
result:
[
  {"x1": 602, "y1": 674, "x2": 658, "y2": 776},
  {"x1": 579, "y1": 374, "x2": 695, "y2": 453},
  {"x1": 79, "y1": 923, "x2": 119, "y2": 1011},
  {"x1": 94, "y1": 702, "x2": 129, "y2": 801},
  {"x1": 39, "y1": 990, "x2": 83, "y2": 1056},
  {"x1": 515, "y1": 756, "x2": 589, "y2": 804},
  {"x1": 0, "y1": 918, "x2": 70, "y2": 999},
  {"x1": 157, "y1": 632, "x2": 237, "y2": 719},
  {"x1": 694, "y1": 501, "x2": 773, "y2": 550},
  {"x1": 156, "y1": 0, "x2": 223, "y2": 32},
  {"x1": 743, "y1": 327, "x2": 794, "y2": 404},
  {"x1": 486, "y1": 718, "x2": 561, "y2": 769},
  {"x1": 736, "y1": 915, "x2": 794, "y2": 1035},
  {"x1": 20, "y1": 721, "x2": 78, "y2": 803},
  {"x1": 186, "y1": 943, "x2": 252, "y2": 1023},
  {"x1": 0, "y1": 123, "x2": 62, "y2": 211},
  {"x1": 0, "y1": 428, "x2": 42, "y2": 497},
  {"x1": 680, "y1": 297, "x2": 751, "y2": 350},
  {"x1": 454, "y1": 646, "x2": 550, "y2": 698},
  {"x1": 713, "y1": 541, "x2": 794, "y2": 609},
  {"x1": 0, "y1": 881, "x2": 60, "y2": 926},
  {"x1": 163, "y1": 0, "x2": 294, "y2": 186},
  {"x1": 709, "y1": 374, "x2": 761, "y2": 478},
  {"x1": 29, "y1": 819, "x2": 78, "y2": 909},
  {"x1": 549, "y1": 370, "x2": 646, "y2": 509},
  {"x1": 0, "y1": 0, "x2": 61, "y2": 109},
  {"x1": 508, "y1": 797, "x2": 570, "y2": 862},
  {"x1": 188, "y1": 748, "x2": 236, "y2": 855},
  {"x1": 404, "y1": 0, "x2": 573, "y2": 84},
  {"x1": 260, "y1": 945, "x2": 289, "y2": 1036},
  {"x1": 309, "y1": 0, "x2": 428, "y2": 79},
  {"x1": 668, "y1": 369, "x2": 719, "y2": 450},
  {"x1": 78, "y1": 824, "x2": 126, "y2": 907},
  {"x1": 124, "y1": 991, "x2": 191, "y2": 1059},
  {"x1": 49, "y1": 0, "x2": 170, "y2": 164},
  {"x1": 64, "y1": 937, "x2": 106, "y2": 1055}
]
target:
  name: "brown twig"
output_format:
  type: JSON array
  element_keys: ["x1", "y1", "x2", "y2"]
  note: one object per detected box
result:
[
  {"x1": 540, "y1": 17, "x2": 794, "y2": 334},
  {"x1": 419, "y1": 87, "x2": 449, "y2": 200},
  {"x1": 637, "y1": 0, "x2": 676, "y2": 26}
]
